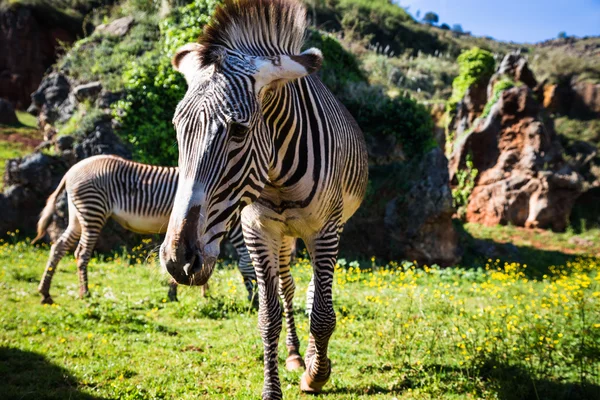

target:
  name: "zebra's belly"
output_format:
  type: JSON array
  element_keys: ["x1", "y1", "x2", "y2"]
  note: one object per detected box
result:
[{"x1": 111, "y1": 209, "x2": 170, "y2": 234}]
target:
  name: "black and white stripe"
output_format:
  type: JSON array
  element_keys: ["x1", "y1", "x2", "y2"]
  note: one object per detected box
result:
[
  {"x1": 35, "y1": 155, "x2": 255, "y2": 304},
  {"x1": 160, "y1": 1, "x2": 368, "y2": 398}
]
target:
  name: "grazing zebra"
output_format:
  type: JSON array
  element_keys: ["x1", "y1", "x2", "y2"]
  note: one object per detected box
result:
[
  {"x1": 32, "y1": 154, "x2": 256, "y2": 305},
  {"x1": 159, "y1": 0, "x2": 368, "y2": 398}
]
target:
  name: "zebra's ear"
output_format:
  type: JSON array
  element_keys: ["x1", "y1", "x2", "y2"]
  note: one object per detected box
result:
[
  {"x1": 172, "y1": 43, "x2": 204, "y2": 83},
  {"x1": 254, "y1": 48, "x2": 323, "y2": 89}
]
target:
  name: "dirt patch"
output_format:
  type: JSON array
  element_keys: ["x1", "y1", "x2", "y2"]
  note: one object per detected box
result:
[{"x1": 0, "y1": 127, "x2": 42, "y2": 149}]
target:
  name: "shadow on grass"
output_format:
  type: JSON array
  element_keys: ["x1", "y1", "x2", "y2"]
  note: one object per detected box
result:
[
  {"x1": 0, "y1": 347, "x2": 107, "y2": 400},
  {"x1": 455, "y1": 222, "x2": 589, "y2": 278},
  {"x1": 324, "y1": 360, "x2": 600, "y2": 400}
]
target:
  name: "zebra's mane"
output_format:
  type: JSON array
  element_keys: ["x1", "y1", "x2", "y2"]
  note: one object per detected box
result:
[{"x1": 198, "y1": 0, "x2": 307, "y2": 64}]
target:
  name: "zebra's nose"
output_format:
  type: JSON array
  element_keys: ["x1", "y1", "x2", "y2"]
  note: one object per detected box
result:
[{"x1": 160, "y1": 237, "x2": 204, "y2": 286}]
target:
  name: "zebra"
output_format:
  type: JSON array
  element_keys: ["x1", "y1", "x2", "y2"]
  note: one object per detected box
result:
[
  {"x1": 159, "y1": 0, "x2": 368, "y2": 398},
  {"x1": 32, "y1": 154, "x2": 256, "y2": 305}
]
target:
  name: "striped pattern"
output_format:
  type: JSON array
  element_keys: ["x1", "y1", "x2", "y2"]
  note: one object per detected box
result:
[
  {"x1": 35, "y1": 155, "x2": 255, "y2": 304},
  {"x1": 161, "y1": 1, "x2": 368, "y2": 398}
]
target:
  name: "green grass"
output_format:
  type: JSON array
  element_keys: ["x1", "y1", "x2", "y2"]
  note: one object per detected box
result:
[
  {"x1": 0, "y1": 110, "x2": 40, "y2": 186},
  {"x1": 1, "y1": 235, "x2": 599, "y2": 399}
]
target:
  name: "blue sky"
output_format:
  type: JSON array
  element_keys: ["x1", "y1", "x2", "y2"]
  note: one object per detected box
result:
[{"x1": 396, "y1": 0, "x2": 600, "y2": 43}]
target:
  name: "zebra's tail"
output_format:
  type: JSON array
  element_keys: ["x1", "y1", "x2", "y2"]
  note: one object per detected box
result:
[{"x1": 32, "y1": 174, "x2": 68, "y2": 244}]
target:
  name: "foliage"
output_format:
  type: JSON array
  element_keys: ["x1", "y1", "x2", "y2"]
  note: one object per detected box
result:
[
  {"x1": 58, "y1": 103, "x2": 107, "y2": 138},
  {"x1": 422, "y1": 12, "x2": 439, "y2": 25},
  {"x1": 112, "y1": 0, "x2": 218, "y2": 165},
  {"x1": 558, "y1": 31, "x2": 568, "y2": 39},
  {"x1": 439, "y1": 23, "x2": 450, "y2": 30},
  {"x1": 340, "y1": 83, "x2": 436, "y2": 156},
  {"x1": 361, "y1": 52, "x2": 458, "y2": 101},
  {"x1": 480, "y1": 78, "x2": 515, "y2": 119},
  {"x1": 555, "y1": 117, "x2": 600, "y2": 151},
  {"x1": 452, "y1": 153, "x2": 478, "y2": 218},
  {"x1": 530, "y1": 38, "x2": 600, "y2": 84},
  {"x1": 303, "y1": 29, "x2": 366, "y2": 94},
  {"x1": 1, "y1": 239, "x2": 599, "y2": 398},
  {"x1": 446, "y1": 47, "x2": 495, "y2": 115},
  {"x1": 58, "y1": 15, "x2": 159, "y2": 91},
  {"x1": 312, "y1": 0, "x2": 448, "y2": 56}
]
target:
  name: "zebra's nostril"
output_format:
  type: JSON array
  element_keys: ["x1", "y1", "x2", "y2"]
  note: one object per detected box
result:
[{"x1": 183, "y1": 255, "x2": 196, "y2": 276}]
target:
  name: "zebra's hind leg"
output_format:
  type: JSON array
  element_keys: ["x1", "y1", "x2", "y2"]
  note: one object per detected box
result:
[
  {"x1": 279, "y1": 236, "x2": 304, "y2": 371},
  {"x1": 167, "y1": 279, "x2": 178, "y2": 301},
  {"x1": 38, "y1": 224, "x2": 81, "y2": 304},
  {"x1": 237, "y1": 248, "x2": 258, "y2": 306},
  {"x1": 229, "y1": 221, "x2": 258, "y2": 304},
  {"x1": 74, "y1": 227, "x2": 101, "y2": 299},
  {"x1": 301, "y1": 224, "x2": 340, "y2": 394}
]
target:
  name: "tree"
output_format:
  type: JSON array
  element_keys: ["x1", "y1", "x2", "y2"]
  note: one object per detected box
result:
[
  {"x1": 440, "y1": 23, "x2": 450, "y2": 30},
  {"x1": 452, "y1": 24, "x2": 463, "y2": 33},
  {"x1": 558, "y1": 31, "x2": 568, "y2": 39},
  {"x1": 422, "y1": 12, "x2": 439, "y2": 25}
]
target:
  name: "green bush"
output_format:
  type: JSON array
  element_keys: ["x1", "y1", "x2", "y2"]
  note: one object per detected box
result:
[
  {"x1": 303, "y1": 29, "x2": 366, "y2": 94},
  {"x1": 480, "y1": 78, "x2": 515, "y2": 119},
  {"x1": 312, "y1": 0, "x2": 446, "y2": 56},
  {"x1": 452, "y1": 153, "x2": 478, "y2": 218},
  {"x1": 446, "y1": 47, "x2": 495, "y2": 114},
  {"x1": 112, "y1": 0, "x2": 218, "y2": 165},
  {"x1": 340, "y1": 83, "x2": 436, "y2": 156}
]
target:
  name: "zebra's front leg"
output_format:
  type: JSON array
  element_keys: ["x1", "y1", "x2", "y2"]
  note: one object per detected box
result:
[
  {"x1": 243, "y1": 224, "x2": 284, "y2": 399},
  {"x1": 301, "y1": 225, "x2": 340, "y2": 393},
  {"x1": 279, "y1": 236, "x2": 303, "y2": 371},
  {"x1": 167, "y1": 279, "x2": 178, "y2": 302}
]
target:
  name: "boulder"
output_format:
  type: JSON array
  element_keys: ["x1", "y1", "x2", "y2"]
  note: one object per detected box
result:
[
  {"x1": 74, "y1": 117, "x2": 132, "y2": 160},
  {"x1": 449, "y1": 86, "x2": 583, "y2": 232},
  {"x1": 73, "y1": 81, "x2": 102, "y2": 102},
  {"x1": 491, "y1": 52, "x2": 537, "y2": 91},
  {"x1": 94, "y1": 16, "x2": 134, "y2": 37},
  {"x1": 0, "y1": 98, "x2": 18, "y2": 125},
  {"x1": 0, "y1": 4, "x2": 79, "y2": 109},
  {"x1": 542, "y1": 80, "x2": 600, "y2": 118},
  {"x1": 0, "y1": 153, "x2": 72, "y2": 237},
  {"x1": 29, "y1": 72, "x2": 76, "y2": 129},
  {"x1": 342, "y1": 147, "x2": 459, "y2": 266},
  {"x1": 571, "y1": 81, "x2": 600, "y2": 118},
  {"x1": 449, "y1": 79, "x2": 488, "y2": 138}
]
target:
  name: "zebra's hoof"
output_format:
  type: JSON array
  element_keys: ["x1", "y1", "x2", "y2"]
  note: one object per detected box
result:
[
  {"x1": 168, "y1": 294, "x2": 178, "y2": 302},
  {"x1": 285, "y1": 353, "x2": 305, "y2": 371},
  {"x1": 300, "y1": 371, "x2": 329, "y2": 393},
  {"x1": 300, "y1": 357, "x2": 330, "y2": 393},
  {"x1": 40, "y1": 295, "x2": 53, "y2": 305}
]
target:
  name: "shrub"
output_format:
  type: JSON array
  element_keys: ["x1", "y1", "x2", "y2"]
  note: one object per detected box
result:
[
  {"x1": 446, "y1": 47, "x2": 495, "y2": 114},
  {"x1": 340, "y1": 83, "x2": 436, "y2": 156},
  {"x1": 452, "y1": 153, "x2": 478, "y2": 218},
  {"x1": 480, "y1": 78, "x2": 515, "y2": 119},
  {"x1": 112, "y1": 0, "x2": 218, "y2": 165},
  {"x1": 303, "y1": 29, "x2": 366, "y2": 95}
]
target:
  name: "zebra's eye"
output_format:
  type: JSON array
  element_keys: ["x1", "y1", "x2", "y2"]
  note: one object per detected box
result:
[{"x1": 229, "y1": 122, "x2": 248, "y2": 141}]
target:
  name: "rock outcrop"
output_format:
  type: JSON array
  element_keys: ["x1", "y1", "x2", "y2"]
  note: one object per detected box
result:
[
  {"x1": 542, "y1": 80, "x2": 600, "y2": 119},
  {"x1": 0, "y1": 118, "x2": 134, "y2": 251},
  {"x1": 0, "y1": 98, "x2": 18, "y2": 125},
  {"x1": 450, "y1": 86, "x2": 583, "y2": 231},
  {"x1": 0, "y1": 4, "x2": 82, "y2": 109},
  {"x1": 342, "y1": 147, "x2": 459, "y2": 266}
]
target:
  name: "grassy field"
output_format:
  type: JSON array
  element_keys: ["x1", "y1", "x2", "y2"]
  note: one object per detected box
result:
[
  {"x1": 0, "y1": 111, "x2": 41, "y2": 186},
  {"x1": 1, "y1": 234, "x2": 599, "y2": 400}
]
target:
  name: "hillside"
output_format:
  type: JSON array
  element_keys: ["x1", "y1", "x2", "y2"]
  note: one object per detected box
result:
[{"x1": 0, "y1": 0, "x2": 599, "y2": 259}]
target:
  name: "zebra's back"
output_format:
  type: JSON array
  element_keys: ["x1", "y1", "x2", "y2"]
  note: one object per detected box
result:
[{"x1": 65, "y1": 155, "x2": 179, "y2": 234}]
